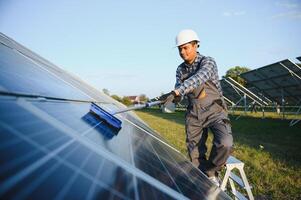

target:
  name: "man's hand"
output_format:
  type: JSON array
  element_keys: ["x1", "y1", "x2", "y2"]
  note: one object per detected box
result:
[
  {"x1": 159, "y1": 91, "x2": 181, "y2": 106},
  {"x1": 161, "y1": 92, "x2": 175, "y2": 106},
  {"x1": 158, "y1": 91, "x2": 175, "y2": 102},
  {"x1": 149, "y1": 90, "x2": 181, "y2": 105},
  {"x1": 174, "y1": 90, "x2": 180, "y2": 96},
  {"x1": 173, "y1": 89, "x2": 181, "y2": 104}
]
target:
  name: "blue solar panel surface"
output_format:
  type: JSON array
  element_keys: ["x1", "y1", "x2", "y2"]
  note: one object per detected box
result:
[{"x1": 0, "y1": 33, "x2": 230, "y2": 199}]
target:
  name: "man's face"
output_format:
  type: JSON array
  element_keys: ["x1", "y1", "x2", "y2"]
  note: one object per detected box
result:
[{"x1": 178, "y1": 42, "x2": 198, "y2": 64}]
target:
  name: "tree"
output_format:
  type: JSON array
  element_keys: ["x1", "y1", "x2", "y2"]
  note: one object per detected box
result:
[
  {"x1": 111, "y1": 94, "x2": 122, "y2": 102},
  {"x1": 224, "y1": 66, "x2": 250, "y2": 86},
  {"x1": 121, "y1": 96, "x2": 132, "y2": 106},
  {"x1": 139, "y1": 94, "x2": 148, "y2": 102},
  {"x1": 102, "y1": 88, "x2": 110, "y2": 96}
]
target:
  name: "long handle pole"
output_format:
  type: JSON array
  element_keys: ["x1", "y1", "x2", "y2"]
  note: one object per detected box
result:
[{"x1": 111, "y1": 101, "x2": 162, "y2": 115}]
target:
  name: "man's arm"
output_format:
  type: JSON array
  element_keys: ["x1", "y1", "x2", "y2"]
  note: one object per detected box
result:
[
  {"x1": 174, "y1": 57, "x2": 216, "y2": 96},
  {"x1": 174, "y1": 66, "x2": 182, "y2": 89}
]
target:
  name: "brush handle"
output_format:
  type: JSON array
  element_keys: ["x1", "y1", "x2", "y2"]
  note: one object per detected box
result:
[
  {"x1": 145, "y1": 100, "x2": 162, "y2": 108},
  {"x1": 112, "y1": 101, "x2": 162, "y2": 115}
]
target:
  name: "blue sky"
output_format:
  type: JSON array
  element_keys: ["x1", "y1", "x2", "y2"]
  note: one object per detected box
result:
[{"x1": 1, "y1": 0, "x2": 301, "y2": 98}]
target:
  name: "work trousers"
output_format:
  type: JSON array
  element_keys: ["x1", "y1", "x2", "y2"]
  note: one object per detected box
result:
[{"x1": 185, "y1": 101, "x2": 233, "y2": 177}]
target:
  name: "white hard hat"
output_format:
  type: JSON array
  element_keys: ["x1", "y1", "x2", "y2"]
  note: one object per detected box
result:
[{"x1": 175, "y1": 29, "x2": 200, "y2": 47}]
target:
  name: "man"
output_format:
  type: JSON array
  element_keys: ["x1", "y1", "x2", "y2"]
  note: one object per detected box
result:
[{"x1": 160, "y1": 29, "x2": 233, "y2": 186}]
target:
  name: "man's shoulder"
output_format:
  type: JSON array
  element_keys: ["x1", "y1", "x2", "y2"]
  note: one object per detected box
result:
[
  {"x1": 176, "y1": 62, "x2": 186, "y2": 71},
  {"x1": 200, "y1": 55, "x2": 216, "y2": 63},
  {"x1": 199, "y1": 55, "x2": 217, "y2": 68}
]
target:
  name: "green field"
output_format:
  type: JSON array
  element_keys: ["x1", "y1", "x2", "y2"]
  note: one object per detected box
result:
[{"x1": 135, "y1": 108, "x2": 301, "y2": 200}]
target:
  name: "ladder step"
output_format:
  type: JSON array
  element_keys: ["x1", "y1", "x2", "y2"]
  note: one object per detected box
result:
[
  {"x1": 229, "y1": 172, "x2": 253, "y2": 189},
  {"x1": 231, "y1": 190, "x2": 248, "y2": 200},
  {"x1": 229, "y1": 172, "x2": 244, "y2": 188},
  {"x1": 226, "y1": 156, "x2": 244, "y2": 167},
  {"x1": 227, "y1": 156, "x2": 242, "y2": 164}
]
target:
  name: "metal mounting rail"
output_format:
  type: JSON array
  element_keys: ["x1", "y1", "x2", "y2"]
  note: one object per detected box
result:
[
  {"x1": 226, "y1": 77, "x2": 269, "y2": 106},
  {"x1": 0, "y1": 90, "x2": 105, "y2": 104}
]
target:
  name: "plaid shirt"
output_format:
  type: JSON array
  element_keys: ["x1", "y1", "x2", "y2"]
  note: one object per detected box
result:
[{"x1": 175, "y1": 53, "x2": 223, "y2": 97}]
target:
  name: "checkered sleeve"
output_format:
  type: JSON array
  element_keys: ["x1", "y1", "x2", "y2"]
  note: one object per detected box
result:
[
  {"x1": 174, "y1": 66, "x2": 182, "y2": 89},
  {"x1": 176, "y1": 57, "x2": 217, "y2": 96}
]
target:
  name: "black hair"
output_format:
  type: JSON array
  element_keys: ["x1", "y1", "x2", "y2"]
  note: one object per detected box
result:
[{"x1": 190, "y1": 40, "x2": 199, "y2": 48}]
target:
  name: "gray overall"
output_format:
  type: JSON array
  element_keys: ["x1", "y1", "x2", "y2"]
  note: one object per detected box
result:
[{"x1": 185, "y1": 68, "x2": 233, "y2": 177}]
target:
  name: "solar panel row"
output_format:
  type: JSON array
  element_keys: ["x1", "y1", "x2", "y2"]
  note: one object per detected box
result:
[
  {"x1": 220, "y1": 57, "x2": 301, "y2": 107},
  {"x1": 0, "y1": 32, "x2": 230, "y2": 199},
  {"x1": 240, "y1": 59, "x2": 301, "y2": 105}
]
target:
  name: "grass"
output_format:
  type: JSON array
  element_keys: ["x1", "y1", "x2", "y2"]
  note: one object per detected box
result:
[
  {"x1": 229, "y1": 110, "x2": 301, "y2": 120},
  {"x1": 135, "y1": 108, "x2": 301, "y2": 200}
]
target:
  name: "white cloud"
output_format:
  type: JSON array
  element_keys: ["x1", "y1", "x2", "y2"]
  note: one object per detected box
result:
[
  {"x1": 234, "y1": 11, "x2": 246, "y2": 16},
  {"x1": 276, "y1": 1, "x2": 300, "y2": 9},
  {"x1": 222, "y1": 10, "x2": 246, "y2": 17},
  {"x1": 271, "y1": 11, "x2": 301, "y2": 20},
  {"x1": 223, "y1": 12, "x2": 232, "y2": 17}
]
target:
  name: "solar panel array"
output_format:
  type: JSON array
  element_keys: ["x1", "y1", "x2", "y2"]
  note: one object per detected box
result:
[
  {"x1": 240, "y1": 59, "x2": 301, "y2": 105},
  {"x1": 0, "y1": 33, "x2": 230, "y2": 199}
]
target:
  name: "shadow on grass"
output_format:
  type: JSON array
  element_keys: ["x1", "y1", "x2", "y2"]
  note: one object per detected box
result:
[
  {"x1": 140, "y1": 108, "x2": 301, "y2": 168},
  {"x1": 229, "y1": 115, "x2": 301, "y2": 168}
]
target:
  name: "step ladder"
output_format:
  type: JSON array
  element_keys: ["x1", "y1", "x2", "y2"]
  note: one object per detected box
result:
[{"x1": 221, "y1": 156, "x2": 254, "y2": 200}]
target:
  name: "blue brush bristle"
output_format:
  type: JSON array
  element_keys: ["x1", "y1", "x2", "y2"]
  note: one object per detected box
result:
[{"x1": 90, "y1": 103, "x2": 122, "y2": 130}]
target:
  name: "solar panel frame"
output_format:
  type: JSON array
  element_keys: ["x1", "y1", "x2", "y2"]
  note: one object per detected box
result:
[
  {"x1": 220, "y1": 78, "x2": 268, "y2": 107},
  {"x1": 220, "y1": 79, "x2": 244, "y2": 104}
]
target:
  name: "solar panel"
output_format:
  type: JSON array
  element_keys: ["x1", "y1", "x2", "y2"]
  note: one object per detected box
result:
[
  {"x1": 0, "y1": 32, "x2": 230, "y2": 199},
  {"x1": 246, "y1": 86, "x2": 273, "y2": 105},
  {"x1": 0, "y1": 44, "x2": 92, "y2": 101},
  {"x1": 240, "y1": 59, "x2": 301, "y2": 105},
  {"x1": 0, "y1": 33, "x2": 116, "y2": 104}
]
